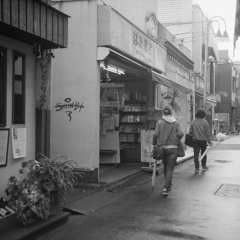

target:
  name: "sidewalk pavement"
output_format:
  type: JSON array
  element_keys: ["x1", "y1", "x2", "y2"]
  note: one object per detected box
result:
[
  {"x1": 51, "y1": 137, "x2": 223, "y2": 216},
  {"x1": 0, "y1": 137, "x2": 226, "y2": 240},
  {"x1": 67, "y1": 144, "x2": 195, "y2": 201}
]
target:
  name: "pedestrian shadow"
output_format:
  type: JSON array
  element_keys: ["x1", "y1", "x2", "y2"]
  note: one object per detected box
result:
[{"x1": 186, "y1": 171, "x2": 207, "y2": 180}]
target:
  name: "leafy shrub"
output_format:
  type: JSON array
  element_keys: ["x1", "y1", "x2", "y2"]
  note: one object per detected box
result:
[{"x1": 5, "y1": 155, "x2": 82, "y2": 226}]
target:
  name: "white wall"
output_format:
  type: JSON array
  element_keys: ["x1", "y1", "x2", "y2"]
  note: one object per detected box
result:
[
  {"x1": 157, "y1": 0, "x2": 193, "y2": 54},
  {"x1": 50, "y1": 1, "x2": 100, "y2": 170},
  {"x1": 0, "y1": 35, "x2": 36, "y2": 197}
]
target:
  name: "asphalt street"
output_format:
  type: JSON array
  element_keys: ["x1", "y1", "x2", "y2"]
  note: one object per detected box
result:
[{"x1": 38, "y1": 134, "x2": 240, "y2": 240}]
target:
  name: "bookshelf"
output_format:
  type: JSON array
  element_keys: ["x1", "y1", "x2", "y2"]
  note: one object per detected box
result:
[{"x1": 119, "y1": 100, "x2": 147, "y2": 162}]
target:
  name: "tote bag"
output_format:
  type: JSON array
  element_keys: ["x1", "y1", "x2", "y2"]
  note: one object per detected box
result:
[{"x1": 178, "y1": 140, "x2": 185, "y2": 157}]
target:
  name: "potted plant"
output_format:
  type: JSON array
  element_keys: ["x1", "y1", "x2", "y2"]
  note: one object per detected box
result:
[{"x1": 5, "y1": 155, "x2": 81, "y2": 226}]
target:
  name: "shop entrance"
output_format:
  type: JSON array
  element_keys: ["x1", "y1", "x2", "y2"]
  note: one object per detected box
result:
[{"x1": 99, "y1": 57, "x2": 155, "y2": 164}]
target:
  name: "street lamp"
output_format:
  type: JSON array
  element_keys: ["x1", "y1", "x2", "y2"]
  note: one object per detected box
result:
[
  {"x1": 203, "y1": 16, "x2": 229, "y2": 109},
  {"x1": 173, "y1": 31, "x2": 198, "y2": 38}
]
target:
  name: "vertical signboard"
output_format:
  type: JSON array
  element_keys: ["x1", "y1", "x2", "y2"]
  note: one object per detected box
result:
[{"x1": 35, "y1": 52, "x2": 52, "y2": 110}]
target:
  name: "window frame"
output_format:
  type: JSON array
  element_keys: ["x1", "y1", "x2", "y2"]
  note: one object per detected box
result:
[
  {"x1": 12, "y1": 51, "x2": 26, "y2": 125},
  {"x1": 0, "y1": 47, "x2": 7, "y2": 127}
]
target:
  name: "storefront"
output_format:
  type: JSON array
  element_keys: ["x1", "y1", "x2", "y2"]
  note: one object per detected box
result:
[
  {"x1": 193, "y1": 72, "x2": 218, "y2": 134},
  {"x1": 157, "y1": 41, "x2": 195, "y2": 134},
  {"x1": 193, "y1": 72, "x2": 204, "y2": 110},
  {"x1": 97, "y1": 6, "x2": 167, "y2": 164},
  {"x1": 97, "y1": 6, "x2": 194, "y2": 164}
]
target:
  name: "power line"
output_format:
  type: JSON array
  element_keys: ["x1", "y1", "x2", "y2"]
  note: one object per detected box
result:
[{"x1": 162, "y1": 17, "x2": 235, "y2": 26}]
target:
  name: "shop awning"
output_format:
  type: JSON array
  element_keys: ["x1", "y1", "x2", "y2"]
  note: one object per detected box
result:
[
  {"x1": 97, "y1": 47, "x2": 152, "y2": 78},
  {"x1": 0, "y1": 0, "x2": 69, "y2": 49},
  {"x1": 151, "y1": 71, "x2": 193, "y2": 94},
  {"x1": 98, "y1": 47, "x2": 194, "y2": 94}
]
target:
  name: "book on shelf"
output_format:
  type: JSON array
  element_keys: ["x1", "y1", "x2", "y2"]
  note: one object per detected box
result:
[
  {"x1": 127, "y1": 115, "x2": 134, "y2": 122},
  {"x1": 121, "y1": 115, "x2": 128, "y2": 122},
  {"x1": 124, "y1": 105, "x2": 132, "y2": 111},
  {"x1": 141, "y1": 105, "x2": 147, "y2": 111},
  {"x1": 126, "y1": 134, "x2": 135, "y2": 142},
  {"x1": 140, "y1": 115, "x2": 146, "y2": 122},
  {"x1": 119, "y1": 125, "x2": 125, "y2": 132},
  {"x1": 133, "y1": 115, "x2": 141, "y2": 122},
  {"x1": 119, "y1": 133, "x2": 127, "y2": 142},
  {"x1": 119, "y1": 125, "x2": 143, "y2": 133},
  {"x1": 132, "y1": 104, "x2": 141, "y2": 111},
  {"x1": 124, "y1": 125, "x2": 138, "y2": 133}
]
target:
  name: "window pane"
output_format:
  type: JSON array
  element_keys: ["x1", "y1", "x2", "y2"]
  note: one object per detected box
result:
[
  {"x1": 0, "y1": 47, "x2": 6, "y2": 126},
  {"x1": 13, "y1": 52, "x2": 25, "y2": 124}
]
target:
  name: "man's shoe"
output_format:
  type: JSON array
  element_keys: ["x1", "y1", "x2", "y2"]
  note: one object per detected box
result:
[
  {"x1": 202, "y1": 166, "x2": 209, "y2": 170},
  {"x1": 163, "y1": 188, "x2": 168, "y2": 196},
  {"x1": 167, "y1": 184, "x2": 173, "y2": 191},
  {"x1": 195, "y1": 169, "x2": 199, "y2": 173}
]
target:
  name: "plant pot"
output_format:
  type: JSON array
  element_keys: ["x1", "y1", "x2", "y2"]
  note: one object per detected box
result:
[{"x1": 49, "y1": 204, "x2": 59, "y2": 216}]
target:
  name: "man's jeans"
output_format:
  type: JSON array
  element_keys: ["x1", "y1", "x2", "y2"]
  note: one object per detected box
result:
[
  {"x1": 162, "y1": 148, "x2": 178, "y2": 189},
  {"x1": 192, "y1": 139, "x2": 207, "y2": 169}
]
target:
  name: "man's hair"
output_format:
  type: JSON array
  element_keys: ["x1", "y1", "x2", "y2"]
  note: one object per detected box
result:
[{"x1": 196, "y1": 108, "x2": 206, "y2": 118}]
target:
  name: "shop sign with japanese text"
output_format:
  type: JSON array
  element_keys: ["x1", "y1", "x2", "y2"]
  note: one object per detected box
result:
[
  {"x1": 193, "y1": 73, "x2": 204, "y2": 95},
  {"x1": 98, "y1": 6, "x2": 166, "y2": 73}
]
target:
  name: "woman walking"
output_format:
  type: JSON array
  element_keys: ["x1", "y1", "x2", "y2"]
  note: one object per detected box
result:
[
  {"x1": 235, "y1": 115, "x2": 240, "y2": 134},
  {"x1": 189, "y1": 108, "x2": 213, "y2": 173},
  {"x1": 153, "y1": 105, "x2": 184, "y2": 196}
]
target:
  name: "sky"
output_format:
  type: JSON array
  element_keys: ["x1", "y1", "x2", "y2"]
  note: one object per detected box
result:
[{"x1": 193, "y1": 0, "x2": 240, "y2": 61}]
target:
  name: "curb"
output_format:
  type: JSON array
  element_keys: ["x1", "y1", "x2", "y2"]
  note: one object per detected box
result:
[
  {"x1": 76, "y1": 169, "x2": 143, "y2": 190},
  {"x1": 0, "y1": 212, "x2": 70, "y2": 240},
  {"x1": 106, "y1": 169, "x2": 162, "y2": 192},
  {"x1": 76, "y1": 154, "x2": 194, "y2": 191},
  {"x1": 105, "y1": 154, "x2": 194, "y2": 192}
]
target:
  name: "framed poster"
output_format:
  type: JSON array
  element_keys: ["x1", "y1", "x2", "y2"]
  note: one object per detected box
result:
[
  {"x1": 0, "y1": 129, "x2": 9, "y2": 166},
  {"x1": 12, "y1": 127, "x2": 26, "y2": 159}
]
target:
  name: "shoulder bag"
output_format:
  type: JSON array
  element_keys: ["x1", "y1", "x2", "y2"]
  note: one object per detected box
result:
[
  {"x1": 185, "y1": 133, "x2": 193, "y2": 147},
  {"x1": 151, "y1": 123, "x2": 175, "y2": 160}
]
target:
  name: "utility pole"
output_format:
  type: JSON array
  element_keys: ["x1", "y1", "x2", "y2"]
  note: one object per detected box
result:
[{"x1": 203, "y1": 19, "x2": 209, "y2": 110}]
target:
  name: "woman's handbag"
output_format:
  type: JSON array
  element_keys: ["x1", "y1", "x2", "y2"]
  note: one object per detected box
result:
[
  {"x1": 185, "y1": 134, "x2": 193, "y2": 147},
  {"x1": 152, "y1": 145, "x2": 165, "y2": 160},
  {"x1": 178, "y1": 139, "x2": 185, "y2": 157},
  {"x1": 151, "y1": 123, "x2": 175, "y2": 160}
]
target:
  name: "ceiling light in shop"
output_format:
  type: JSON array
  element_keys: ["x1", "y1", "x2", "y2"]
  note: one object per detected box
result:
[{"x1": 100, "y1": 62, "x2": 125, "y2": 75}]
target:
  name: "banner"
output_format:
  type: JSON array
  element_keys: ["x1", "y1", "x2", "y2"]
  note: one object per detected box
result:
[{"x1": 35, "y1": 51, "x2": 52, "y2": 110}]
